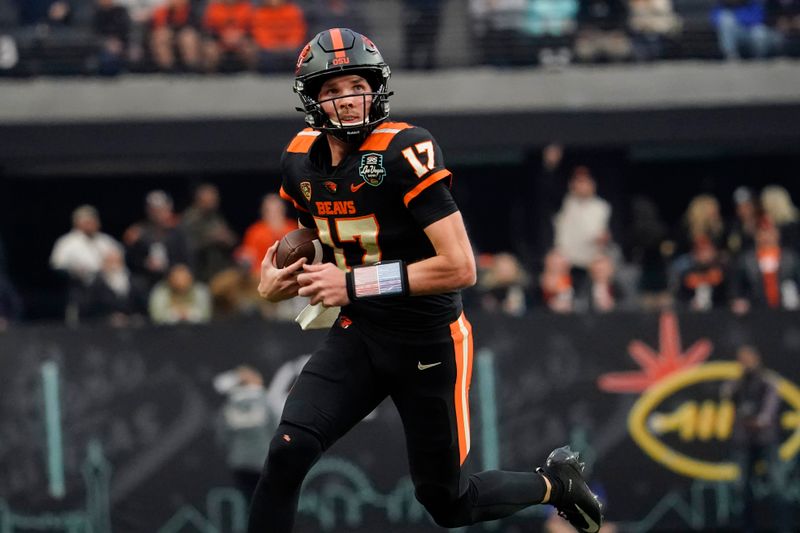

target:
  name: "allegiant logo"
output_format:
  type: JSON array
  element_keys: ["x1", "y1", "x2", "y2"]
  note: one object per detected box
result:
[{"x1": 598, "y1": 312, "x2": 800, "y2": 481}]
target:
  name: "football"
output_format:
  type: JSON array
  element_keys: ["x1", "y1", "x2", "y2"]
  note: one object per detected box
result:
[{"x1": 274, "y1": 228, "x2": 323, "y2": 268}]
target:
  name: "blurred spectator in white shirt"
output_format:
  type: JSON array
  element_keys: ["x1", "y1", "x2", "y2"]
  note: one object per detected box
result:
[
  {"x1": 50, "y1": 205, "x2": 123, "y2": 286},
  {"x1": 553, "y1": 165, "x2": 613, "y2": 290}
]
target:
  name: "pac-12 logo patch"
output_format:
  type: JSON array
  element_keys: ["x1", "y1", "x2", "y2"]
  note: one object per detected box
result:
[
  {"x1": 358, "y1": 153, "x2": 386, "y2": 187},
  {"x1": 300, "y1": 181, "x2": 312, "y2": 201}
]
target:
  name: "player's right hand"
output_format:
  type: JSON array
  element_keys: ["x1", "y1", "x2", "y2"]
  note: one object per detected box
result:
[{"x1": 258, "y1": 241, "x2": 306, "y2": 302}]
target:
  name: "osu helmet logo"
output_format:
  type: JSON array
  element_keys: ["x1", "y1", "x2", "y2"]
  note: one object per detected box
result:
[{"x1": 599, "y1": 312, "x2": 800, "y2": 481}]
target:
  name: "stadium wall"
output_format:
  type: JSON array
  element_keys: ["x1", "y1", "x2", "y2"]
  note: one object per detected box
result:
[{"x1": 2, "y1": 310, "x2": 799, "y2": 532}]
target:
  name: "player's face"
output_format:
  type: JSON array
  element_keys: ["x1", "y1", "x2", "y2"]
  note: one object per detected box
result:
[{"x1": 317, "y1": 74, "x2": 373, "y2": 127}]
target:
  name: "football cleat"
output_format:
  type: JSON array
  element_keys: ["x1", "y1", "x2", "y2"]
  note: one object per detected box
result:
[{"x1": 537, "y1": 446, "x2": 604, "y2": 533}]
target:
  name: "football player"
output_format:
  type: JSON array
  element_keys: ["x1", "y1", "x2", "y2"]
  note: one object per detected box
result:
[{"x1": 250, "y1": 28, "x2": 604, "y2": 533}]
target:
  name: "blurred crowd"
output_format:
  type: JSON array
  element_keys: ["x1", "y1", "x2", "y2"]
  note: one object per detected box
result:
[
  {"x1": 0, "y1": 149, "x2": 796, "y2": 329},
  {"x1": 40, "y1": 186, "x2": 303, "y2": 327},
  {"x1": 472, "y1": 145, "x2": 800, "y2": 318},
  {"x1": 0, "y1": 0, "x2": 799, "y2": 76}
]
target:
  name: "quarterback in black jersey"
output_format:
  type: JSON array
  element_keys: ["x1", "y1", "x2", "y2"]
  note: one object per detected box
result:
[{"x1": 248, "y1": 28, "x2": 603, "y2": 533}]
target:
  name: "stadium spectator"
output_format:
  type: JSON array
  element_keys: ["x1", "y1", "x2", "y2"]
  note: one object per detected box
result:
[
  {"x1": 628, "y1": 0, "x2": 682, "y2": 60},
  {"x1": 731, "y1": 220, "x2": 800, "y2": 313},
  {"x1": 236, "y1": 193, "x2": 298, "y2": 278},
  {"x1": 50, "y1": 205, "x2": 123, "y2": 286},
  {"x1": 530, "y1": 143, "x2": 568, "y2": 259},
  {"x1": 679, "y1": 193, "x2": 727, "y2": 256},
  {"x1": 576, "y1": 253, "x2": 624, "y2": 312},
  {"x1": 553, "y1": 165, "x2": 613, "y2": 291},
  {"x1": 302, "y1": 0, "x2": 369, "y2": 38},
  {"x1": 401, "y1": 0, "x2": 444, "y2": 70},
  {"x1": 760, "y1": 184, "x2": 800, "y2": 252},
  {"x1": 124, "y1": 190, "x2": 191, "y2": 293},
  {"x1": 768, "y1": 0, "x2": 800, "y2": 56},
  {"x1": 574, "y1": 0, "x2": 633, "y2": 62},
  {"x1": 726, "y1": 186, "x2": 760, "y2": 258},
  {"x1": 13, "y1": 0, "x2": 72, "y2": 27},
  {"x1": 202, "y1": 0, "x2": 254, "y2": 72},
  {"x1": 78, "y1": 247, "x2": 144, "y2": 326},
  {"x1": 214, "y1": 365, "x2": 276, "y2": 504},
  {"x1": 50, "y1": 205, "x2": 124, "y2": 323},
  {"x1": 674, "y1": 237, "x2": 728, "y2": 311},
  {"x1": 150, "y1": 0, "x2": 202, "y2": 72},
  {"x1": 477, "y1": 252, "x2": 530, "y2": 316},
  {"x1": 711, "y1": 0, "x2": 773, "y2": 59},
  {"x1": 148, "y1": 263, "x2": 211, "y2": 324},
  {"x1": 181, "y1": 183, "x2": 237, "y2": 283},
  {"x1": 249, "y1": 0, "x2": 307, "y2": 74},
  {"x1": 537, "y1": 248, "x2": 574, "y2": 312},
  {"x1": 92, "y1": 0, "x2": 131, "y2": 75},
  {"x1": 720, "y1": 345, "x2": 791, "y2": 533},
  {"x1": 523, "y1": 0, "x2": 578, "y2": 67},
  {"x1": 627, "y1": 196, "x2": 672, "y2": 311},
  {"x1": 117, "y1": 0, "x2": 161, "y2": 65},
  {"x1": 470, "y1": 0, "x2": 531, "y2": 66}
]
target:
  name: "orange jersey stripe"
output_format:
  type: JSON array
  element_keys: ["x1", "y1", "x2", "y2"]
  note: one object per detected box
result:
[
  {"x1": 279, "y1": 185, "x2": 309, "y2": 213},
  {"x1": 450, "y1": 313, "x2": 473, "y2": 465},
  {"x1": 287, "y1": 128, "x2": 321, "y2": 153},
  {"x1": 359, "y1": 122, "x2": 412, "y2": 151},
  {"x1": 403, "y1": 169, "x2": 452, "y2": 207},
  {"x1": 329, "y1": 27, "x2": 346, "y2": 58}
]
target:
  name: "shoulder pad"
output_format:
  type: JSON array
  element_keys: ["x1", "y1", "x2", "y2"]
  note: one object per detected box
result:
[
  {"x1": 359, "y1": 122, "x2": 414, "y2": 152},
  {"x1": 286, "y1": 128, "x2": 322, "y2": 154}
]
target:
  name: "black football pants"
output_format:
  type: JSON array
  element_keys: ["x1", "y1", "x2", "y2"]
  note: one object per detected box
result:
[{"x1": 247, "y1": 312, "x2": 547, "y2": 532}]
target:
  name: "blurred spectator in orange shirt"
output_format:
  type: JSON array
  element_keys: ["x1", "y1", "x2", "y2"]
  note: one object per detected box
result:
[
  {"x1": 202, "y1": 0, "x2": 254, "y2": 72},
  {"x1": 537, "y1": 248, "x2": 574, "y2": 313},
  {"x1": 731, "y1": 220, "x2": 800, "y2": 314},
  {"x1": 150, "y1": 0, "x2": 201, "y2": 72},
  {"x1": 236, "y1": 193, "x2": 298, "y2": 278},
  {"x1": 760, "y1": 184, "x2": 800, "y2": 252},
  {"x1": 250, "y1": 0, "x2": 307, "y2": 73}
]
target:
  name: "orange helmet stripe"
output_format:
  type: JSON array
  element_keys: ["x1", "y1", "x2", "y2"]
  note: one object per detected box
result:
[{"x1": 329, "y1": 28, "x2": 347, "y2": 59}]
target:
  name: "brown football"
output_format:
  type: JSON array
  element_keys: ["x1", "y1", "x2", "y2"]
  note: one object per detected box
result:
[{"x1": 274, "y1": 228, "x2": 323, "y2": 268}]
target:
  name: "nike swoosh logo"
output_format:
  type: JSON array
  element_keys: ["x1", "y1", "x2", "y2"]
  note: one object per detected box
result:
[
  {"x1": 417, "y1": 361, "x2": 442, "y2": 371},
  {"x1": 350, "y1": 181, "x2": 366, "y2": 192},
  {"x1": 574, "y1": 503, "x2": 600, "y2": 533}
]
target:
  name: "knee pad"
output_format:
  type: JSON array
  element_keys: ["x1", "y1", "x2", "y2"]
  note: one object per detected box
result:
[{"x1": 263, "y1": 424, "x2": 323, "y2": 481}]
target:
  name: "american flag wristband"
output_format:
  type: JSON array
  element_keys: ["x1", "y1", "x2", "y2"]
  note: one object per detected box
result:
[{"x1": 346, "y1": 260, "x2": 410, "y2": 301}]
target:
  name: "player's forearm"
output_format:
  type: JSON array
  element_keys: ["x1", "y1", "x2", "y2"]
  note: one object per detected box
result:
[{"x1": 407, "y1": 253, "x2": 476, "y2": 295}]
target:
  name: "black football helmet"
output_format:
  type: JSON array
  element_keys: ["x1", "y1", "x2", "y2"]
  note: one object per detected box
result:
[{"x1": 294, "y1": 28, "x2": 392, "y2": 143}]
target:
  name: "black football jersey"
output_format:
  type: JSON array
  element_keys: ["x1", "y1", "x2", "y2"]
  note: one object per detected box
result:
[{"x1": 279, "y1": 121, "x2": 462, "y2": 333}]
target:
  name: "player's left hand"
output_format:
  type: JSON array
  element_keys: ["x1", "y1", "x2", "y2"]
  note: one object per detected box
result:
[{"x1": 297, "y1": 263, "x2": 350, "y2": 307}]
